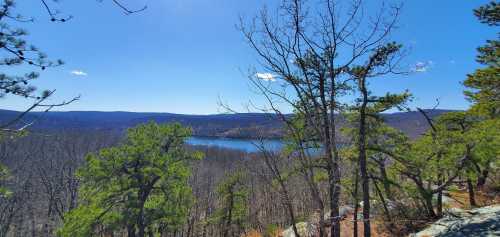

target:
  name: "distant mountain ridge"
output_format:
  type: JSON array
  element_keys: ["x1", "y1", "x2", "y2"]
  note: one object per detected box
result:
[{"x1": 0, "y1": 109, "x2": 455, "y2": 139}]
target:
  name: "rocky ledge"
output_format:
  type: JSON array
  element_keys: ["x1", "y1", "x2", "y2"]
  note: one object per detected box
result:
[{"x1": 411, "y1": 204, "x2": 500, "y2": 237}]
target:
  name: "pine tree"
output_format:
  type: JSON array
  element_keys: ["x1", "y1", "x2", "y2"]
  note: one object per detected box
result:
[
  {"x1": 58, "y1": 122, "x2": 203, "y2": 237},
  {"x1": 210, "y1": 171, "x2": 249, "y2": 237},
  {"x1": 464, "y1": 1, "x2": 499, "y2": 118}
]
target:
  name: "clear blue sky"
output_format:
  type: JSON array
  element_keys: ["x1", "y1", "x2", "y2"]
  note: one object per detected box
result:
[{"x1": 3, "y1": 0, "x2": 496, "y2": 114}]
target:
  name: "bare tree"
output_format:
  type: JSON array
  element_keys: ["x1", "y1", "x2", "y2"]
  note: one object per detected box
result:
[
  {"x1": 239, "y1": 0, "x2": 403, "y2": 236},
  {"x1": 253, "y1": 141, "x2": 301, "y2": 237}
]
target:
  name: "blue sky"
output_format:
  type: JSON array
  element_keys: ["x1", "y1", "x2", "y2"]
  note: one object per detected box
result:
[{"x1": 3, "y1": 0, "x2": 496, "y2": 114}]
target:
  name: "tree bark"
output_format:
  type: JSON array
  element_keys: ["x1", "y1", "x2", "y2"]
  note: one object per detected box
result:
[
  {"x1": 353, "y1": 172, "x2": 360, "y2": 237},
  {"x1": 223, "y1": 189, "x2": 234, "y2": 237},
  {"x1": 283, "y1": 188, "x2": 301, "y2": 237},
  {"x1": 358, "y1": 78, "x2": 371, "y2": 237},
  {"x1": 437, "y1": 173, "x2": 443, "y2": 217},
  {"x1": 128, "y1": 225, "x2": 136, "y2": 237},
  {"x1": 467, "y1": 178, "x2": 477, "y2": 207},
  {"x1": 477, "y1": 169, "x2": 489, "y2": 189}
]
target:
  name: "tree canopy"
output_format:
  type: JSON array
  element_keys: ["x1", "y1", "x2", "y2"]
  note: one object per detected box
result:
[{"x1": 58, "y1": 122, "x2": 203, "y2": 237}]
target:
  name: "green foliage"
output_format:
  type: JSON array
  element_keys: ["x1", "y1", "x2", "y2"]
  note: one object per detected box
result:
[
  {"x1": 474, "y1": 1, "x2": 500, "y2": 26},
  {"x1": 209, "y1": 171, "x2": 249, "y2": 236},
  {"x1": 468, "y1": 118, "x2": 500, "y2": 171},
  {"x1": 313, "y1": 170, "x2": 329, "y2": 183},
  {"x1": 368, "y1": 109, "x2": 499, "y2": 217},
  {"x1": 282, "y1": 112, "x2": 321, "y2": 152},
  {"x1": 0, "y1": 0, "x2": 62, "y2": 101},
  {"x1": 264, "y1": 224, "x2": 280, "y2": 237},
  {"x1": 464, "y1": 1, "x2": 500, "y2": 118},
  {"x1": 58, "y1": 122, "x2": 203, "y2": 237},
  {"x1": 0, "y1": 0, "x2": 66, "y2": 197}
]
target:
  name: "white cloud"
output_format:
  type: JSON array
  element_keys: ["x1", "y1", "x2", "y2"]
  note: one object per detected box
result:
[
  {"x1": 70, "y1": 70, "x2": 88, "y2": 76},
  {"x1": 412, "y1": 61, "x2": 433, "y2": 73},
  {"x1": 256, "y1": 72, "x2": 276, "y2": 82},
  {"x1": 413, "y1": 62, "x2": 427, "y2": 72}
]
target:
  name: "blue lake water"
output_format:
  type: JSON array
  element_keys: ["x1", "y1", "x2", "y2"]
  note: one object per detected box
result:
[{"x1": 187, "y1": 137, "x2": 284, "y2": 152}]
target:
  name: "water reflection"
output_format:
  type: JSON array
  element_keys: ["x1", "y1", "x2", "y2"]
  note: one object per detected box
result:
[{"x1": 187, "y1": 137, "x2": 283, "y2": 152}]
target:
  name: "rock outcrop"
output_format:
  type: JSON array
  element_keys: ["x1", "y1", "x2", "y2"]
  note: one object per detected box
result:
[{"x1": 411, "y1": 204, "x2": 500, "y2": 237}]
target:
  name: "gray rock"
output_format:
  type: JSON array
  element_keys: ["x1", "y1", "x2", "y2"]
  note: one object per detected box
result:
[
  {"x1": 324, "y1": 206, "x2": 354, "y2": 220},
  {"x1": 411, "y1": 205, "x2": 500, "y2": 237},
  {"x1": 281, "y1": 222, "x2": 317, "y2": 237}
]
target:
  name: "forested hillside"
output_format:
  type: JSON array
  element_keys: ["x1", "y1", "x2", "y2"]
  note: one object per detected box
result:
[{"x1": 0, "y1": 109, "x2": 452, "y2": 139}]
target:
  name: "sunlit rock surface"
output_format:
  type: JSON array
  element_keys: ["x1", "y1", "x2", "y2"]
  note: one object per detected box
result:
[
  {"x1": 281, "y1": 222, "x2": 317, "y2": 237},
  {"x1": 411, "y1": 205, "x2": 500, "y2": 237}
]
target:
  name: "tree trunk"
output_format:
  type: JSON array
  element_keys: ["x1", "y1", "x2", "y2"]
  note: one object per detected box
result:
[
  {"x1": 437, "y1": 174, "x2": 443, "y2": 217},
  {"x1": 223, "y1": 190, "x2": 234, "y2": 237},
  {"x1": 318, "y1": 71, "x2": 341, "y2": 237},
  {"x1": 137, "y1": 194, "x2": 147, "y2": 237},
  {"x1": 421, "y1": 191, "x2": 436, "y2": 218},
  {"x1": 358, "y1": 79, "x2": 371, "y2": 237},
  {"x1": 329, "y1": 168, "x2": 341, "y2": 237},
  {"x1": 138, "y1": 208, "x2": 146, "y2": 237},
  {"x1": 467, "y1": 178, "x2": 476, "y2": 207},
  {"x1": 477, "y1": 169, "x2": 489, "y2": 189},
  {"x1": 128, "y1": 225, "x2": 136, "y2": 237},
  {"x1": 353, "y1": 172, "x2": 360, "y2": 237},
  {"x1": 282, "y1": 188, "x2": 301, "y2": 237}
]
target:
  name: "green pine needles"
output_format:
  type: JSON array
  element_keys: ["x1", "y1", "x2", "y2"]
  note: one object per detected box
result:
[{"x1": 58, "y1": 122, "x2": 203, "y2": 237}]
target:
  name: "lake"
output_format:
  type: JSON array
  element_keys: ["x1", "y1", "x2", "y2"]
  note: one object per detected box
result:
[{"x1": 187, "y1": 137, "x2": 284, "y2": 152}]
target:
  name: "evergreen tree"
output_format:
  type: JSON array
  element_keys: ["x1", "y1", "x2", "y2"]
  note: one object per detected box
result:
[
  {"x1": 464, "y1": 1, "x2": 499, "y2": 118},
  {"x1": 58, "y1": 122, "x2": 203, "y2": 237},
  {"x1": 210, "y1": 171, "x2": 249, "y2": 237},
  {"x1": 349, "y1": 42, "x2": 411, "y2": 234}
]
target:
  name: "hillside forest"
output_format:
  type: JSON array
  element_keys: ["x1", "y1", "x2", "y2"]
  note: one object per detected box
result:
[{"x1": 0, "y1": 1, "x2": 499, "y2": 237}]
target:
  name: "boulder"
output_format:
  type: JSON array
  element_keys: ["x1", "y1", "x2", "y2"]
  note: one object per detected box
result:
[
  {"x1": 324, "y1": 206, "x2": 354, "y2": 221},
  {"x1": 281, "y1": 222, "x2": 317, "y2": 237}
]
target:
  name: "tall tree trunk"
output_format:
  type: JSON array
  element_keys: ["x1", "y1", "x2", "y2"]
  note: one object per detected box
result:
[
  {"x1": 329, "y1": 168, "x2": 341, "y2": 237},
  {"x1": 467, "y1": 178, "x2": 476, "y2": 207},
  {"x1": 437, "y1": 190, "x2": 443, "y2": 217},
  {"x1": 223, "y1": 191, "x2": 234, "y2": 237},
  {"x1": 358, "y1": 79, "x2": 371, "y2": 237},
  {"x1": 319, "y1": 71, "x2": 340, "y2": 237},
  {"x1": 138, "y1": 196, "x2": 147, "y2": 237},
  {"x1": 353, "y1": 172, "x2": 360, "y2": 237},
  {"x1": 437, "y1": 173, "x2": 443, "y2": 217},
  {"x1": 329, "y1": 114, "x2": 342, "y2": 237}
]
